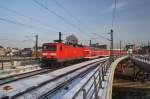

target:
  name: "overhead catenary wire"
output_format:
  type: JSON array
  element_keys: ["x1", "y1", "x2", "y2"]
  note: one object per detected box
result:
[
  {"x1": 53, "y1": 0, "x2": 92, "y2": 35},
  {"x1": 53, "y1": 0, "x2": 81, "y2": 25},
  {"x1": 111, "y1": 0, "x2": 117, "y2": 28},
  {"x1": 84, "y1": 0, "x2": 118, "y2": 43},
  {"x1": 0, "y1": 17, "x2": 56, "y2": 32},
  {"x1": 91, "y1": 0, "x2": 118, "y2": 44},
  {"x1": 0, "y1": 6, "x2": 65, "y2": 32},
  {"x1": 93, "y1": 33, "x2": 111, "y2": 41},
  {"x1": 32, "y1": 0, "x2": 84, "y2": 33}
]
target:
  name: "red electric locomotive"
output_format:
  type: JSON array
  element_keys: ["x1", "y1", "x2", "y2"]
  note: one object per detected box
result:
[{"x1": 41, "y1": 42, "x2": 85, "y2": 66}]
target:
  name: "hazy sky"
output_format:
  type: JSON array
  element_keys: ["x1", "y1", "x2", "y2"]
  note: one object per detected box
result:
[{"x1": 0, "y1": 0, "x2": 150, "y2": 48}]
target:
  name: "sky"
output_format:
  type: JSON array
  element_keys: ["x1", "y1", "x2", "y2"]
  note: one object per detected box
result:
[{"x1": 0, "y1": 0, "x2": 150, "y2": 48}]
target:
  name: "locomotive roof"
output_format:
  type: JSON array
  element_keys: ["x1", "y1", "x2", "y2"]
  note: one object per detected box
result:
[
  {"x1": 43, "y1": 42, "x2": 84, "y2": 47},
  {"x1": 43, "y1": 43, "x2": 109, "y2": 50},
  {"x1": 43, "y1": 43, "x2": 56, "y2": 44},
  {"x1": 43, "y1": 43, "x2": 62, "y2": 45}
]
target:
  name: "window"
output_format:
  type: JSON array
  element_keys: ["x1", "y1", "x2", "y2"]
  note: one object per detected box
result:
[
  {"x1": 43, "y1": 45, "x2": 56, "y2": 51},
  {"x1": 60, "y1": 46, "x2": 63, "y2": 51}
]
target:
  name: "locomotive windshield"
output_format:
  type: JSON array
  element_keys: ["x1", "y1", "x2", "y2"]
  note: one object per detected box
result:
[
  {"x1": 43, "y1": 45, "x2": 56, "y2": 51},
  {"x1": 85, "y1": 50, "x2": 90, "y2": 54}
]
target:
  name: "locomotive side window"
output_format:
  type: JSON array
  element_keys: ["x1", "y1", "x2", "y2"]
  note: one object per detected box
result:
[{"x1": 43, "y1": 45, "x2": 56, "y2": 51}]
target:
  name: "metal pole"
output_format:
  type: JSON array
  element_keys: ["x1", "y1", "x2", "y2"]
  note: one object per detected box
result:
[
  {"x1": 148, "y1": 41, "x2": 150, "y2": 56},
  {"x1": 110, "y1": 29, "x2": 114, "y2": 62},
  {"x1": 116, "y1": 42, "x2": 118, "y2": 50},
  {"x1": 35, "y1": 34, "x2": 38, "y2": 59},
  {"x1": 94, "y1": 76, "x2": 98, "y2": 99},
  {"x1": 120, "y1": 40, "x2": 121, "y2": 56},
  {"x1": 83, "y1": 88, "x2": 87, "y2": 99},
  {"x1": 59, "y1": 32, "x2": 62, "y2": 43},
  {"x1": 89, "y1": 40, "x2": 92, "y2": 47},
  {"x1": 101, "y1": 65, "x2": 105, "y2": 81},
  {"x1": 2, "y1": 61, "x2": 4, "y2": 70}
]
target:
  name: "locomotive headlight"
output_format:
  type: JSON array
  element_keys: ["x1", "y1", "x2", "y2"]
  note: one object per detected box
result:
[
  {"x1": 42, "y1": 53, "x2": 56, "y2": 56},
  {"x1": 42, "y1": 53, "x2": 48, "y2": 55},
  {"x1": 50, "y1": 53, "x2": 56, "y2": 56}
]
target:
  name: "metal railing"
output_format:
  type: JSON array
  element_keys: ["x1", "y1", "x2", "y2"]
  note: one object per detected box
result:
[
  {"x1": 72, "y1": 61, "x2": 110, "y2": 99},
  {"x1": 70, "y1": 55, "x2": 127, "y2": 99},
  {"x1": 0, "y1": 56, "x2": 40, "y2": 70}
]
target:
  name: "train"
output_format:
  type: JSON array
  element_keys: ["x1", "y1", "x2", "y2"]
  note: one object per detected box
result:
[{"x1": 41, "y1": 42, "x2": 127, "y2": 66}]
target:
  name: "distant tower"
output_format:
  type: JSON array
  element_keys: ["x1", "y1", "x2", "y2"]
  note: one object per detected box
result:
[
  {"x1": 35, "y1": 34, "x2": 38, "y2": 58},
  {"x1": 66, "y1": 34, "x2": 78, "y2": 44},
  {"x1": 89, "y1": 40, "x2": 92, "y2": 47}
]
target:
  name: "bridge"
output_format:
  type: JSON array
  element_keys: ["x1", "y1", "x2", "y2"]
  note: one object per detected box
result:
[
  {"x1": 0, "y1": 55, "x2": 149, "y2": 99},
  {"x1": 61, "y1": 55, "x2": 150, "y2": 99}
]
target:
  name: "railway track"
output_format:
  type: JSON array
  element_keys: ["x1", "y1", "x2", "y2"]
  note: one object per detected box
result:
[
  {"x1": 0, "y1": 69, "x2": 50, "y2": 86},
  {"x1": 0, "y1": 63, "x2": 85, "y2": 86},
  {"x1": 0, "y1": 65, "x2": 77, "y2": 86},
  {"x1": 0, "y1": 58, "x2": 108, "y2": 99},
  {"x1": 11, "y1": 59, "x2": 106, "y2": 99},
  {"x1": 39, "y1": 61, "x2": 104, "y2": 99},
  {"x1": 0, "y1": 57, "x2": 105, "y2": 87}
]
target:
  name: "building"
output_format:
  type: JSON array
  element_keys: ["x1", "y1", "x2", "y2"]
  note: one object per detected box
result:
[
  {"x1": 66, "y1": 34, "x2": 78, "y2": 44},
  {"x1": 138, "y1": 45, "x2": 150, "y2": 55},
  {"x1": 0, "y1": 46, "x2": 6, "y2": 56},
  {"x1": 21, "y1": 48, "x2": 32, "y2": 57},
  {"x1": 91, "y1": 43, "x2": 107, "y2": 49},
  {"x1": 32, "y1": 47, "x2": 42, "y2": 57}
]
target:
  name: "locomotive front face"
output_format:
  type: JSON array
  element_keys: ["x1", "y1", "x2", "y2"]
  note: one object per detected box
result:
[
  {"x1": 42, "y1": 44, "x2": 57, "y2": 64},
  {"x1": 42, "y1": 44, "x2": 56, "y2": 57}
]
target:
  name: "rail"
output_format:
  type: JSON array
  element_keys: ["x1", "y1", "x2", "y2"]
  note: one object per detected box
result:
[
  {"x1": 6, "y1": 59, "x2": 106, "y2": 99},
  {"x1": 0, "y1": 68, "x2": 47, "y2": 85}
]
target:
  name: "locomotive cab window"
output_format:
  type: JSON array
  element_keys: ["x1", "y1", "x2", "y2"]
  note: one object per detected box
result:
[
  {"x1": 85, "y1": 51, "x2": 90, "y2": 54},
  {"x1": 43, "y1": 45, "x2": 56, "y2": 51}
]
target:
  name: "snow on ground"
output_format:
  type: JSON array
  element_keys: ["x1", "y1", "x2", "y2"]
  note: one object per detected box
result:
[
  {"x1": 61, "y1": 61, "x2": 110, "y2": 99},
  {"x1": 17, "y1": 62, "x2": 99, "y2": 99},
  {"x1": 61, "y1": 67, "x2": 99, "y2": 99},
  {"x1": 0, "y1": 57, "x2": 108, "y2": 98},
  {"x1": 49, "y1": 64, "x2": 101, "y2": 99},
  {"x1": 0, "y1": 64, "x2": 40, "y2": 78}
]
